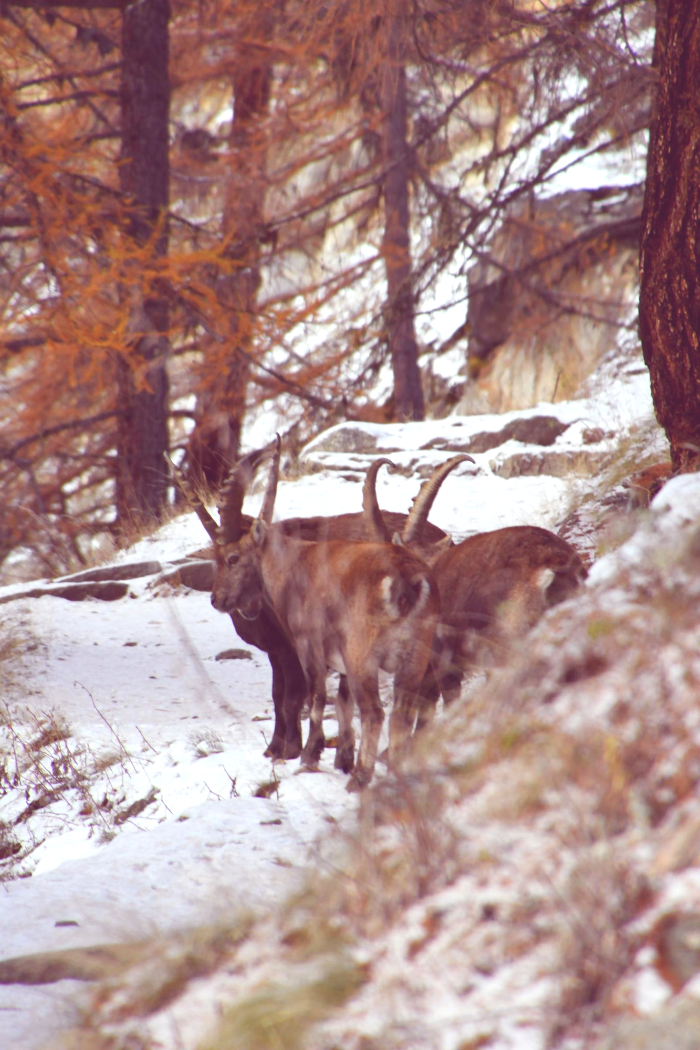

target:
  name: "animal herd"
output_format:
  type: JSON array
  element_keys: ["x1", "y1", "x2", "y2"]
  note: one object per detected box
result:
[{"x1": 169, "y1": 437, "x2": 587, "y2": 792}]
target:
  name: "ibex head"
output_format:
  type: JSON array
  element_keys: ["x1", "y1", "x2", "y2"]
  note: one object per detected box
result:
[{"x1": 210, "y1": 435, "x2": 281, "y2": 620}]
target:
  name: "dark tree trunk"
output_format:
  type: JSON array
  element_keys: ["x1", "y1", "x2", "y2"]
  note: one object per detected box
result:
[
  {"x1": 639, "y1": 0, "x2": 700, "y2": 473},
  {"x1": 116, "y1": 0, "x2": 170, "y2": 529},
  {"x1": 188, "y1": 20, "x2": 272, "y2": 491},
  {"x1": 380, "y1": 13, "x2": 424, "y2": 423}
]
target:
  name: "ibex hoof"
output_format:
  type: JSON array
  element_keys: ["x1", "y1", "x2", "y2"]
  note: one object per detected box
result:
[
  {"x1": 297, "y1": 762, "x2": 320, "y2": 774},
  {"x1": 346, "y1": 770, "x2": 372, "y2": 792},
  {"x1": 300, "y1": 742, "x2": 324, "y2": 767},
  {"x1": 334, "y1": 747, "x2": 355, "y2": 775}
]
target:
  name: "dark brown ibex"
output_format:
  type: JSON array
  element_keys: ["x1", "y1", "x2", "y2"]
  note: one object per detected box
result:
[
  {"x1": 365, "y1": 455, "x2": 587, "y2": 723},
  {"x1": 210, "y1": 437, "x2": 440, "y2": 789},
  {"x1": 167, "y1": 448, "x2": 448, "y2": 765}
]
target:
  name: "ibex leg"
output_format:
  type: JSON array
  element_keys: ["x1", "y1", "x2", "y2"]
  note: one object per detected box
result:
[
  {"x1": 415, "y1": 665, "x2": 441, "y2": 732},
  {"x1": 300, "y1": 665, "x2": 327, "y2": 769},
  {"x1": 265, "y1": 649, "x2": 305, "y2": 760},
  {"x1": 334, "y1": 674, "x2": 355, "y2": 774},
  {"x1": 347, "y1": 670, "x2": 382, "y2": 791}
]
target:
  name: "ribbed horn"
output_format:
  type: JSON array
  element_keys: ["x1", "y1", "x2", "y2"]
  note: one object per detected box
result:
[
  {"x1": 402, "y1": 454, "x2": 475, "y2": 543},
  {"x1": 217, "y1": 444, "x2": 275, "y2": 544},
  {"x1": 259, "y1": 433, "x2": 281, "y2": 524},
  {"x1": 362, "y1": 457, "x2": 396, "y2": 542},
  {"x1": 164, "y1": 452, "x2": 219, "y2": 543}
]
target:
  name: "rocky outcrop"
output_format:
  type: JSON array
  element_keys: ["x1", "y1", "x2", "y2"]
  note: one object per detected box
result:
[
  {"x1": 0, "y1": 580, "x2": 130, "y2": 605},
  {"x1": 0, "y1": 557, "x2": 208, "y2": 605},
  {"x1": 151, "y1": 560, "x2": 215, "y2": 592},
  {"x1": 460, "y1": 185, "x2": 643, "y2": 414},
  {"x1": 422, "y1": 415, "x2": 572, "y2": 455},
  {"x1": 55, "y1": 561, "x2": 162, "y2": 585},
  {"x1": 491, "y1": 449, "x2": 613, "y2": 480}
]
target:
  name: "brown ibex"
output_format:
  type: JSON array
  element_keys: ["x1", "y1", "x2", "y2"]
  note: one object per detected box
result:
[
  {"x1": 365, "y1": 455, "x2": 587, "y2": 724},
  {"x1": 210, "y1": 437, "x2": 440, "y2": 789},
  {"x1": 167, "y1": 447, "x2": 447, "y2": 768}
]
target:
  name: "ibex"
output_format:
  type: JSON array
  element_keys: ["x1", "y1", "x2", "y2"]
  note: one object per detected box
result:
[
  {"x1": 210, "y1": 437, "x2": 440, "y2": 790},
  {"x1": 168, "y1": 446, "x2": 447, "y2": 768},
  {"x1": 365, "y1": 455, "x2": 588, "y2": 724}
]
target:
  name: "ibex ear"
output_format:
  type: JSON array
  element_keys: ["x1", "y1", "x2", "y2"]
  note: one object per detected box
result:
[
  {"x1": 391, "y1": 531, "x2": 405, "y2": 547},
  {"x1": 251, "y1": 518, "x2": 267, "y2": 546}
]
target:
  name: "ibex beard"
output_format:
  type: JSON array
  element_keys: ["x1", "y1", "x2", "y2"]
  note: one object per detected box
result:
[{"x1": 212, "y1": 521, "x2": 440, "y2": 790}]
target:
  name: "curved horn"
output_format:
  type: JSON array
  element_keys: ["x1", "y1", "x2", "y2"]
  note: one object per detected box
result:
[
  {"x1": 362, "y1": 457, "x2": 396, "y2": 542},
  {"x1": 402, "y1": 454, "x2": 475, "y2": 544},
  {"x1": 218, "y1": 444, "x2": 275, "y2": 544},
  {"x1": 259, "y1": 433, "x2": 281, "y2": 524},
  {"x1": 164, "y1": 452, "x2": 219, "y2": 542}
]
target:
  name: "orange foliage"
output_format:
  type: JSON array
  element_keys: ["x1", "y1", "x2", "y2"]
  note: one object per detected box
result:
[{"x1": 0, "y1": 0, "x2": 651, "y2": 574}]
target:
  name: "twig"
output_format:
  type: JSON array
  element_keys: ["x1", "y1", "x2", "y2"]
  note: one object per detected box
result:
[{"x1": 73, "y1": 681, "x2": 137, "y2": 775}]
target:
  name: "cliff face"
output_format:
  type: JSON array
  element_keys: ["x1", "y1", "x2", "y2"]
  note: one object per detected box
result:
[{"x1": 461, "y1": 185, "x2": 643, "y2": 414}]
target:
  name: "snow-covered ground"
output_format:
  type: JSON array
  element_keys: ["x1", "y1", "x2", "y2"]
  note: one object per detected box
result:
[{"x1": 3, "y1": 353, "x2": 698, "y2": 1050}]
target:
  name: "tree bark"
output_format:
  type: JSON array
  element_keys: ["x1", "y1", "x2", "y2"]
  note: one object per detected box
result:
[
  {"x1": 188, "y1": 16, "x2": 272, "y2": 490},
  {"x1": 639, "y1": 0, "x2": 700, "y2": 473},
  {"x1": 116, "y1": 0, "x2": 170, "y2": 529},
  {"x1": 380, "y1": 9, "x2": 424, "y2": 422}
]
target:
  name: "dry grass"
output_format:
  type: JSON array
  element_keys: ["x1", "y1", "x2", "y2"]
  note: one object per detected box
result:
[
  {"x1": 548, "y1": 849, "x2": 649, "y2": 1046},
  {"x1": 0, "y1": 698, "x2": 140, "y2": 877},
  {"x1": 204, "y1": 954, "x2": 367, "y2": 1050}
]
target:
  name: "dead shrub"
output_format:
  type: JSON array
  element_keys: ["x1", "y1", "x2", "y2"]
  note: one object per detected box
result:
[{"x1": 548, "y1": 849, "x2": 649, "y2": 1046}]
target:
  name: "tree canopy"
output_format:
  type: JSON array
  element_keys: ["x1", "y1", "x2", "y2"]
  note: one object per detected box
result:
[{"x1": 0, "y1": 0, "x2": 666, "y2": 576}]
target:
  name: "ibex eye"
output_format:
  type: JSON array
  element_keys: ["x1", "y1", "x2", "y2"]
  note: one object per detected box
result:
[{"x1": 227, "y1": 552, "x2": 239, "y2": 567}]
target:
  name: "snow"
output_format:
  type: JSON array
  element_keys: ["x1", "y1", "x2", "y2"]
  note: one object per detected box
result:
[{"x1": 0, "y1": 355, "x2": 692, "y2": 1050}]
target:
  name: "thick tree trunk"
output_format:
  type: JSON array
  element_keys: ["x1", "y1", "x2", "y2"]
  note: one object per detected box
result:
[
  {"x1": 639, "y1": 0, "x2": 700, "y2": 473},
  {"x1": 380, "y1": 11, "x2": 424, "y2": 423},
  {"x1": 116, "y1": 0, "x2": 170, "y2": 529},
  {"x1": 188, "y1": 22, "x2": 272, "y2": 490}
]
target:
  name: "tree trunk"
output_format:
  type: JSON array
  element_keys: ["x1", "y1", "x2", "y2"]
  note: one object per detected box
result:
[
  {"x1": 116, "y1": 0, "x2": 170, "y2": 529},
  {"x1": 380, "y1": 10, "x2": 424, "y2": 422},
  {"x1": 639, "y1": 0, "x2": 700, "y2": 473},
  {"x1": 188, "y1": 18, "x2": 272, "y2": 490}
]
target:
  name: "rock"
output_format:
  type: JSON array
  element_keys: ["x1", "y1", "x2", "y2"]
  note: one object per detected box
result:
[
  {"x1": 152, "y1": 560, "x2": 215, "y2": 592},
  {"x1": 490, "y1": 449, "x2": 613, "y2": 479},
  {"x1": 419, "y1": 436, "x2": 476, "y2": 453},
  {"x1": 423, "y1": 416, "x2": 572, "y2": 455},
  {"x1": 581, "y1": 426, "x2": 613, "y2": 444},
  {"x1": 55, "y1": 560, "x2": 162, "y2": 584},
  {"x1": 460, "y1": 186, "x2": 643, "y2": 414},
  {"x1": 215, "y1": 648, "x2": 253, "y2": 661},
  {"x1": 305, "y1": 426, "x2": 392, "y2": 455},
  {"x1": 0, "y1": 942, "x2": 150, "y2": 985},
  {"x1": 0, "y1": 581, "x2": 129, "y2": 605},
  {"x1": 114, "y1": 786, "x2": 159, "y2": 826}
]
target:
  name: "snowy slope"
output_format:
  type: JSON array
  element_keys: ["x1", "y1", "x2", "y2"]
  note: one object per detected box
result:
[{"x1": 0, "y1": 355, "x2": 687, "y2": 1050}]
